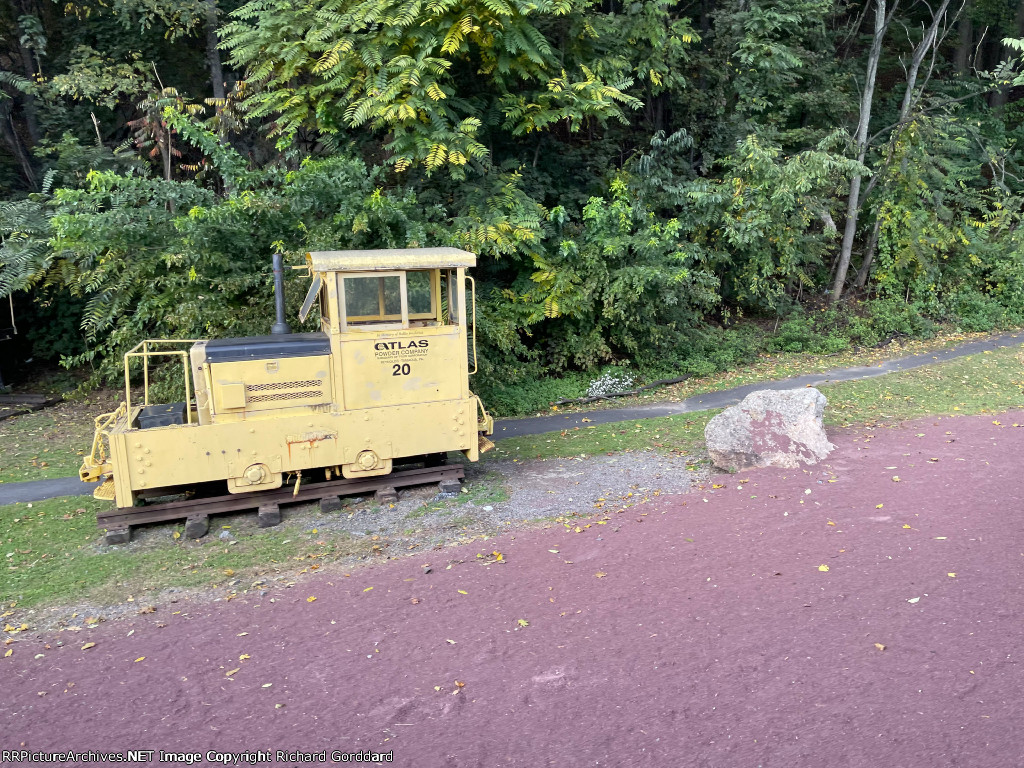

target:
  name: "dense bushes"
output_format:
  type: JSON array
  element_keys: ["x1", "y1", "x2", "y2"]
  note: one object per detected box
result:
[{"x1": 4, "y1": 1, "x2": 1024, "y2": 412}]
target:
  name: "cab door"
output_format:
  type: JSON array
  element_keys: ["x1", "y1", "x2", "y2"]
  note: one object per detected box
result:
[{"x1": 336, "y1": 269, "x2": 466, "y2": 410}]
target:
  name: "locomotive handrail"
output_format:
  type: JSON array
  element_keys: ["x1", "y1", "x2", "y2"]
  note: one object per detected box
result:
[
  {"x1": 473, "y1": 394, "x2": 493, "y2": 435},
  {"x1": 79, "y1": 402, "x2": 126, "y2": 481},
  {"x1": 467, "y1": 275, "x2": 478, "y2": 375},
  {"x1": 123, "y1": 339, "x2": 200, "y2": 424}
]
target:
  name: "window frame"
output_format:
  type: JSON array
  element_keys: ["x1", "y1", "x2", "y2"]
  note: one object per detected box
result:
[{"x1": 338, "y1": 270, "x2": 439, "y2": 331}]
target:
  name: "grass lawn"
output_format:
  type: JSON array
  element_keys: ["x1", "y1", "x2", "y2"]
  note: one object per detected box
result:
[
  {"x1": 1, "y1": 342, "x2": 1022, "y2": 617},
  {"x1": 487, "y1": 342, "x2": 1024, "y2": 462},
  {"x1": 0, "y1": 495, "x2": 378, "y2": 611},
  {"x1": 535, "y1": 327, "x2": 1020, "y2": 416},
  {"x1": 0, "y1": 390, "x2": 122, "y2": 484}
]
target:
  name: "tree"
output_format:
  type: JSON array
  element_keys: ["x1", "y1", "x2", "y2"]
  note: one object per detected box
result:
[
  {"x1": 831, "y1": 0, "x2": 958, "y2": 303},
  {"x1": 222, "y1": 0, "x2": 654, "y2": 176}
]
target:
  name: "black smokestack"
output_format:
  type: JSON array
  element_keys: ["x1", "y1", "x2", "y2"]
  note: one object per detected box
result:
[{"x1": 271, "y1": 252, "x2": 292, "y2": 335}]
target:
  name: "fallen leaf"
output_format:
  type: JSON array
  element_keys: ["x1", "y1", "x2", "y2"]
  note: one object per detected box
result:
[
  {"x1": 262, "y1": 683, "x2": 272, "y2": 688},
  {"x1": 307, "y1": 596, "x2": 317, "y2": 603},
  {"x1": 239, "y1": 654, "x2": 251, "y2": 661},
  {"x1": 874, "y1": 643, "x2": 886, "y2": 651},
  {"x1": 454, "y1": 680, "x2": 465, "y2": 688},
  {"x1": 818, "y1": 564, "x2": 829, "y2": 572},
  {"x1": 226, "y1": 667, "x2": 241, "y2": 677},
  {"x1": 892, "y1": 476, "x2": 900, "y2": 482},
  {"x1": 134, "y1": 657, "x2": 145, "y2": 663},
  {"x1": 81, "y1": 643, "x2": 95, "y2": 651},
  {"x1": 237, "y1": 632, "x2": 248, "y2": 637},
  {"x1": 827, "y1": 521, "x2": 836, "y2": 526},
  {"x1": 947, "y1": 572, "x2": 957, "y2": 578},
  {"x1": 548, "y1": 549, "x2": 559, "y2": 554},
  {"x1": 907, "y1": 597, "x2": 920, "y2": 604},
  {"x1": 903, "y1": 524, "x2": 912, "y2": 529},
  {"x1": 517, "y1": 619, "x2": 529, "y2": 627},
  {"x1": 172, "y1": 531, "x2": 180, "y2": 540},
  {"x1": 3, "y1": 649, "x2": 11, "y2": 658},
  {"x1": 595, "y1": 572, "x2": 607, "y2": 578},
  {"x1": 457, "y1": 590, "x2": 468, "y2": 595},
  {"x1": 875, "y1": 504, "x2": 884, "y2": 509},
  {"x1": 362, "y1": 587, "x2": 373, "y2": 592}
]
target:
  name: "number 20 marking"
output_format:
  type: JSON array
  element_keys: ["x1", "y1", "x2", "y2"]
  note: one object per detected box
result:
[{"x1": 392, "y1": 363, "x2": 411, "y2": 376}]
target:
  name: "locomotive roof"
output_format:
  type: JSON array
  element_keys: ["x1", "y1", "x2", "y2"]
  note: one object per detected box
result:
[{"x1": 306, "y1": 247, "x2": 476, "y2": 272}]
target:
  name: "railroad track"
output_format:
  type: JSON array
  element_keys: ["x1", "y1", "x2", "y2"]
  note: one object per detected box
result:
[{"x1": 98, "y1": 463, "x2": 464, "y2": 544}]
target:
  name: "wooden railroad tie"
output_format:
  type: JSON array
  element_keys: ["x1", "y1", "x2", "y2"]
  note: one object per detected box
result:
[{"x1": 98, "y1": 464, "x2": 464, "y2": 544}]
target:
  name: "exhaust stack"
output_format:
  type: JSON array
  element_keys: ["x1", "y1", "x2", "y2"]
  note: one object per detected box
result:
[{"x1": 271, "y1": 252, "x2": 291, "y2": 335}]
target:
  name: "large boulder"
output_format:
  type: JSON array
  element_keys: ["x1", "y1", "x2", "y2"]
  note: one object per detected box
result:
[{"x1": 704, "y1": 388, "x2": 834, "y2": 472}]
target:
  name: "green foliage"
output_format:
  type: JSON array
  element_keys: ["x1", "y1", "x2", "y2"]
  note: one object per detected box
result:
[
  {"x1": 222, "y1": 0, "x2": 667, "y2": 174},
  {"x1": 529, "y1": 174, "x2": 720, "y2": 369},
  {"x1": 4, "y1": 147, "x2": 442, "y2": 382},
  {"x1": 6, "y1": 0, "x2": 1024, "y2": 407},
  {"x1": 42, "y1": 47, "x2": 155, "y2": 109},
  {"x1": 478, "y1": 371, "x2": 590, "y2": 416}
]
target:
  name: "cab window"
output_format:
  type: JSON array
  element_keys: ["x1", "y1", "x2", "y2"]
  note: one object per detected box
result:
[{"x1": 340, "y1": 270, "x2": 439, "y2": 330}]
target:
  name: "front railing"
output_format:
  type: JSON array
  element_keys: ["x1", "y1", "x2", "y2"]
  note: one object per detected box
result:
[
  {"x1": 122, "y1": 339, "x2": 199, "y2": 422},
  {"x1": 81, "y1": 339, "x2": 199, "y2": 484},
  {"x1": 79, "y1": 402, "x2": 125, "y2": 481}
]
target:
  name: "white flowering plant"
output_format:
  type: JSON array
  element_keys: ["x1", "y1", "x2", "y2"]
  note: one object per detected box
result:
[{"x1": 586, "y1": 369, "x2": 636, "y2": 398}]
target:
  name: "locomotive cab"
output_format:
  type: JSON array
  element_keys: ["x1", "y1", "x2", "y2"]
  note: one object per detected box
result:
[{"x1": 81, "y1": 248, "x2": 493, "y2": 509}]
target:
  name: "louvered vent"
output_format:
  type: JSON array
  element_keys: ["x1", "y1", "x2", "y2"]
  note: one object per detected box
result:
[{"x1": 246, "y1": 379, "x2": 325, "y2": 403}]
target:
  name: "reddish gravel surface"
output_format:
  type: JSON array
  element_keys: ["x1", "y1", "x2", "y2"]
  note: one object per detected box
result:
[{"x1": 4, "y1": 412, "x2": 1024, "y2": 767}]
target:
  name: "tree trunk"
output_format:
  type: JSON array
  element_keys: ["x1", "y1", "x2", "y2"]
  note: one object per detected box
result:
[
  {"x1": 162, "y1": 124, "x2": 173, "y2": 183},
  {"x1": 205, "y1": 1, "x2": 226, "y2": 102},
  {"x1": 854, "y1": 216, "x2": 882, "y2": 290},
  {"x1": 990, "y1": 0, "x2": 1024, "y2": 110},
  {"x1": 899, "y1": 0, "x2": 954, "y2": 119},
  {"x1": 15, "y1": 35, "x2": 40, "y2": 144},
  {"x1": 0, "y1": 101, "x2": 37, "y2": 190},
  {"x1": 831, "y1": 0, "x2": 889, "y2": 304},
  {"x1": 833, "y1": 0, "x2": 953, "y2": 302},
  {"x1": 954, "y1": 1, "x2": 972, "y2": 73}
]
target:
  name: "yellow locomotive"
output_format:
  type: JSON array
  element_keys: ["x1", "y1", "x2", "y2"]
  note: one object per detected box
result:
[{"x1": 80, "y1": 248, "x2": 494, "y2": 523}]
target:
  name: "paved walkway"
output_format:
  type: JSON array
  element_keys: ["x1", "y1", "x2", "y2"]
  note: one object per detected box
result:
[
  {"x1": 5, "y1": 412, "x2": 1023, "y2": 766},
  {"x1": 3, "y1": 330, "x2": 1023, "y2": 505}
]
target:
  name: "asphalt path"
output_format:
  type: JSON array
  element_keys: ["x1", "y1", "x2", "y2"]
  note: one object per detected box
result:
[{"x1": 2, "y1": 330, "x2": 1023, "y2": 505}]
